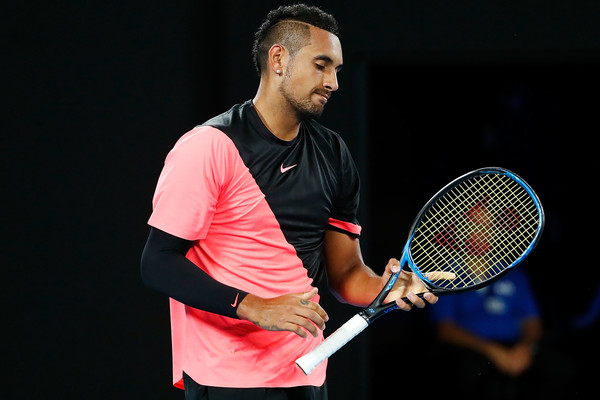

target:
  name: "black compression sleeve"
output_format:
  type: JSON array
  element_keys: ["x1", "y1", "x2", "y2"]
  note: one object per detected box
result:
[{"x1": 140, "y1": 227, "x2": 248, "y2": 319}]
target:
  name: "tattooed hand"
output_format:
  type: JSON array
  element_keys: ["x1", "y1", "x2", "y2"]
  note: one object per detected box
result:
[{"x1": 236, "y1": 288, "x2": 329, "y2": 338}]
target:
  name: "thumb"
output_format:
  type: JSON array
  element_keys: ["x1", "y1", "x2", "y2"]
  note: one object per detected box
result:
[{"x1": 383, "y1": 258, "x2": 402, "y2": 279}]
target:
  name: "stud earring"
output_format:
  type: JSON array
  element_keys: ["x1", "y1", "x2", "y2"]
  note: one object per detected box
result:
[{"x1": 276, "y1": 69, "x2": 281, "y2": 75}]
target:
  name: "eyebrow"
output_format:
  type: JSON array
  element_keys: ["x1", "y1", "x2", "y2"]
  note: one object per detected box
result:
[{"x1": 314, "y1": 54, "x2": 343, "y2": 72}]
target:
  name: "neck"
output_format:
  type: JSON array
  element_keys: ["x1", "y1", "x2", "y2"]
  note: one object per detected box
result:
[{"x1": 253, "y1": 81, "x2": 300, "y2": 141}]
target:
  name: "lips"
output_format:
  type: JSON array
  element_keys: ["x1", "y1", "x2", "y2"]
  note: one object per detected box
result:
[{"x1": 314, "y1": 90, "x2": 331, "y2": 103}]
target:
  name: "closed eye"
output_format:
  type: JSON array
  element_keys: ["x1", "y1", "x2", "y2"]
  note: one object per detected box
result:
[{"x1": 314, "y1": 55, "x2": 343, "y2": 73}]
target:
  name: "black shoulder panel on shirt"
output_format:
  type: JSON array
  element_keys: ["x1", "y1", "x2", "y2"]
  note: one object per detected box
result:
[{"x1": 198, "y1": 101, "x2": 361, "y2": 285}]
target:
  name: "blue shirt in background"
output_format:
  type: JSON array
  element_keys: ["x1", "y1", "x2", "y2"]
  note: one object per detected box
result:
[{"x1": 429, "y1": 268, "x2": 540, "y2": 342}]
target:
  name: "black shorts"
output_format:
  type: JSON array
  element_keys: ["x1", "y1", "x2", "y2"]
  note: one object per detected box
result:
[{"x1": 183, "y1": 372, "x2": 328, "y2": 400}]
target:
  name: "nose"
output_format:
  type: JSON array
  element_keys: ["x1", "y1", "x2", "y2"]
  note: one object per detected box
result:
[{"x1": 323, "y1": 69, "x2": 339, "y2": 92}]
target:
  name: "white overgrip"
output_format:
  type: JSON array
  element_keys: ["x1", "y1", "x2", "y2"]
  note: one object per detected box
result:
[{"x1": 295, "y1": 314, "x2": 369, "y2": 375}]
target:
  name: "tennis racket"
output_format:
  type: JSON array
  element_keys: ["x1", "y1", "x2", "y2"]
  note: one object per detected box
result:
[{"x1": 296, "y1": 167, "x2": 544, "y2": 374}]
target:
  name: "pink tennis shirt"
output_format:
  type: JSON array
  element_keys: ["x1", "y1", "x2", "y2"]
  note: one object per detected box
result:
[{"x1": 148, "y1": 101, "x2": 361, "y2": 389}]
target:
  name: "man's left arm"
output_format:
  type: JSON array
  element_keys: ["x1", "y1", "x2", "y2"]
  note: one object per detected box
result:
[{"x1": 322, "y1": 229, "x2": 437, "y2": 310}]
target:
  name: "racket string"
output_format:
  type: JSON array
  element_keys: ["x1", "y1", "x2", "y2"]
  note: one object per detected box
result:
[{"x1": 409, "y1": 173, "x2": 540, "y2": 290}]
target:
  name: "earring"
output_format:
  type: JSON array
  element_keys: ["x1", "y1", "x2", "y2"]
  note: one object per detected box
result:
[{"x1": 276, "y1": 69, "x2": 281, "y2": 75}]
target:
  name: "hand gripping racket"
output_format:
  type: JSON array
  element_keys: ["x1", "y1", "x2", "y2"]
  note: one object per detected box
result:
[{"x1": 296, "y1": 167, "x2": 544, "y2": 374}]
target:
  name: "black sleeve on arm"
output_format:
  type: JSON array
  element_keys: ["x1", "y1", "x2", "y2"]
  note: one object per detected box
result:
[{"x1": 140, "y1": 227, "x2": 248, "y2": 319}]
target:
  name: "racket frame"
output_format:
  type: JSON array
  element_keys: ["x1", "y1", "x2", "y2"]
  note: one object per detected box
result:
[
  {"x1": 363, "y1": 167, "x2": 545, "y2": 321},
  {"x1": 296, "y1": 167, "x2": 544, "y2": 374}
]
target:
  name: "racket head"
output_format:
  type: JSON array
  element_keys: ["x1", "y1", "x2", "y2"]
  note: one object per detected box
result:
[{"x1": 405, "y1": 167, "x2": 544, "y2": 294}]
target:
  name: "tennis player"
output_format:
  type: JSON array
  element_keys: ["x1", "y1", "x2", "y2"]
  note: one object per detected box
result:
[{"x1": 141, "y1": 4, "x2": 438, "y2": 399}]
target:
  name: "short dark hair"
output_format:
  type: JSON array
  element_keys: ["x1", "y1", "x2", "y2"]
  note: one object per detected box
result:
[{"x1": 252, "y1": 4, "x2": 340, "y2": 76}]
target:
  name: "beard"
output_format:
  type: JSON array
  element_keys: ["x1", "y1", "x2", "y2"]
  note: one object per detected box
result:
[{"x1": 278, "y1": 70, "x2": 326, "y2": 121}]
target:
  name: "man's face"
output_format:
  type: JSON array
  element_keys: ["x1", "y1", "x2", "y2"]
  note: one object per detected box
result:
[{"x1": 279, "y1": 26, "x2": 343, "y2": 120}]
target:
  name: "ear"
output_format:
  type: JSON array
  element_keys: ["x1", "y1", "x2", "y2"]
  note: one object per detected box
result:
[{"x1": 267, "y1": 44, "x2": 286, "y2": 76}]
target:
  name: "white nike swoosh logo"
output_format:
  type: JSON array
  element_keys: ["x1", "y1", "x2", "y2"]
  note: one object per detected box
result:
[{"x1": 280, "y1": 163, "x2": 298, "y2": 173}]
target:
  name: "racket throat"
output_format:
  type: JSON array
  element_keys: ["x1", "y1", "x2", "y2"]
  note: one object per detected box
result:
[
  {"x1": 360, "y1": 300, "x2": 399, "y2": 323},
  {"x1": 361, "y1": 292, "x2": 429, "y2": 323}
]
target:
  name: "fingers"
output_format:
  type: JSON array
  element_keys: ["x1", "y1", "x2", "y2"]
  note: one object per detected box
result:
[
  {"x1": 284, "y1": 316, "x2": 317, "y2": 339},
  {"x1": 302, "y1": 287, "x2": 319, "y2": 299},
  {"x1": 385, "y1": 265, "x2": 442, "y2": 312},
  {"x1": 300, "y1": 288, "x2": 329, "y2": 323},
  {"x1": 396, "y1": 292, "x2": 439, "y2": 311},
  {"x1": 294, "y1": 304, "x2": 328, "y2": 333},
  {"x1": 402, "y1": 292, "x2": 427, "y2": 309},
  {"x1": 395, "y1": 297, "x2": 412, "y2": 311},
  {"x1": 422, "y1": 292, "x2": 438, "y2": 304},
  {"x1": 282, "y1": 289, "x2": 329, "y2": 338},
  {"x1": 383, "y1": 258, "x2": 402, "y2": 277},
  {"x1": 286, "y1": 310, "x2": 325, "y2": 338},
  {"x1": 424, "y1": 271, "x2": 456, "y2": 281},
  {"x1": 240, "y1": 288, "x2": 329, "y2": 339}
]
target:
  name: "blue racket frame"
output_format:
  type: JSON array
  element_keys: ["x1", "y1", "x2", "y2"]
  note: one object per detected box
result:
[{"x1": 361, "y1": 167, "x2": 545, "y2": 322}]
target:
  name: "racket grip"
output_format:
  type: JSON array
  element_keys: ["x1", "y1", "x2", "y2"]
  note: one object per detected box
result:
[{"x1": 295, "y1": 314, "x2": 369, "y2": 375}]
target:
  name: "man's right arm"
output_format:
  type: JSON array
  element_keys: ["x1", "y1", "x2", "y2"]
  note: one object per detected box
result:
[
  {"x1": 140, "y1": 227, "x2": 328, "y2": 337},
  {"x1": 140, "y1": 227, "x2": 247, "y2": 319}
]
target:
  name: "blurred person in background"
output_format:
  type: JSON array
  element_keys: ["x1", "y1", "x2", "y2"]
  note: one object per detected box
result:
[{"x1": 430, "y1": 268, "x2": 574, "y2": 400}]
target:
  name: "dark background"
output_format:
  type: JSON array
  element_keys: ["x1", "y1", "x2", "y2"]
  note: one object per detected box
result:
[{"x1": 4, "y1": 1, "x2": 599, "y2": 399}]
